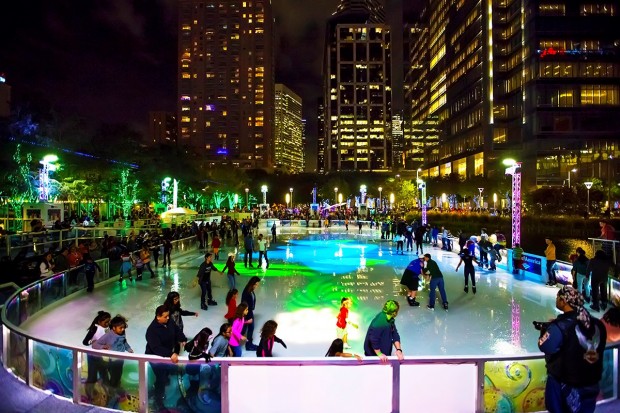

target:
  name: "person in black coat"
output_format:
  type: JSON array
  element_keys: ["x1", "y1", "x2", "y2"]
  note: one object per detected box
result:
[
  {"x1": 241, "y1": 276, "x2": 261, "y2": 351},
  {"x1": 145, "y1": 305, "x2": 188, "y2": 411}
]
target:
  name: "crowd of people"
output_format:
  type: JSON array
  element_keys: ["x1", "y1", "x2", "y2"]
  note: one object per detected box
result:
[{"x1": 8, "y1": 210, "x2": 620, "y2": 413}]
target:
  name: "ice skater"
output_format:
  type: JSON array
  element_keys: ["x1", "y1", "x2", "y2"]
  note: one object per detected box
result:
[
  {"x1": 92, "y1": 314, "x2": 134, "y2": 388},
  {"x1": 423, "y1": 253, "x2": 449, "y2": 311},
  {"x1": 336, "y1": 297, "x2": 359, "y2": 348},
  {"x1": 455, "y1": 248, "x2": 478, "y2": 294},
  {"x1": 256, "y1": 320, "x2": 287, "y2": 357},
  {"x1": 400, "y1": 258, "x2": 423, "y2": 306}
]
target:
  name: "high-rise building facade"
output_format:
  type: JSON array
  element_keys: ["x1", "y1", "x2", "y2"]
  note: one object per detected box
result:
[
  {"x1": 148, "y1": 111, "x2": 177, "y2": 147},
  {"x1": 323, "y1": 0, "x2": 393, "y2": 172},
  {"x1": 317, "y1": 98, "x2": 326, "y2": 173},
  {"x1": 177, "y1": 0, "x2": 274, "y2": 168},
  {"x1": 274, "y1": 84, "x2": 304, "y2": 174},
  {"x1": 407, "y1": 0, "x2": 620, "y2": 187}
]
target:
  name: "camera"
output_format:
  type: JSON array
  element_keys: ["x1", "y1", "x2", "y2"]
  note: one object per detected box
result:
[{"x1": 533, "y1": 321, "x2": 550, "y2": 331}]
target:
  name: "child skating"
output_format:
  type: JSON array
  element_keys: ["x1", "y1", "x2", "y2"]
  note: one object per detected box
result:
[{"x1": 336, "y1": 297, "x2": 359, "y2": 349}]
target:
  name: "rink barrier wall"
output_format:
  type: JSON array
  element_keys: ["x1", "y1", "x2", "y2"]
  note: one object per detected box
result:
[{"x1": 1, "y1": 234, "x2": 620, "y2": 413}]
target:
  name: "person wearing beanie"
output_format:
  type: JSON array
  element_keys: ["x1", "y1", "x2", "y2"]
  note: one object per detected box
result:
[{"x1": 537, "y1": 285, "x2": 606, "y2": 413}]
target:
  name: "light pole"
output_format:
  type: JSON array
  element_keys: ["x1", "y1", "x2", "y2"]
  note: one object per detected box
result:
[
  {"x1": 416, "y1": 168, "x2": 421, "y2": 182},
  {"x1": 419, "y1": 181, "x2": 427, "y2": 225},
  {"x1": 585, "y1": 181, "x2": 593, "y2": 215},
  {"x1": 568, "y1": 168, "x2": 577, "y2": 189},
  {"x1": 504, "y1": 159, "x2": 522, "y2": 247},
  {"x1": 334, "y1": 187, "x2": 338, "y2": 207},
  {"x1": 261, "y1": 185, "x2": 268, "y2": 205},
  {"x1": 245, "y1": 187, "x2": 249, "y2": 208},
  {"x1": 378, "y1": 186, "x2": 383, "y2": 210},
  {"x1": 493, "y1": 193, "x2": 497, "y2": 211},
  {"x1": 289, "y1": 187, "x2": 293, "y2": 209},
  {"x1": 478, "y1": 187, "x2": 484, "y2": 209}
]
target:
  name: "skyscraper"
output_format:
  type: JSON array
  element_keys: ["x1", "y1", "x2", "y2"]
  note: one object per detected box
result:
[
  {"x1": 407, "y1": 0, "x2": 620, "y2": 187},
  {"x1": 274, "y1": 84, "x2": 304, "y2": 174},
  {"x1": 323, "y1": 0, "x2": 393, "y2": 172},
  {"x1": 177, "y1": 0, "x2": 274, "y2": 168},
  {"x1": 148, "y1": 111, "x2": 177, "y2": 147},
  {"x1": 317, "y1": 98, "x2": 326, "y2": 173}
]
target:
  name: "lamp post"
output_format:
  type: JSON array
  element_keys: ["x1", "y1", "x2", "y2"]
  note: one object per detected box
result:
[
  {"x1": 416, "y1": 168, "x2": 421, "y2": 182},
  {"x1": 418, "y1": 181, "x2": 427, "y2": 225},
  {"x1": 334, "y1": 187, "x2": 338, "y2": 207},
  {"x1": 289, "y1": 187, "x2": 294, "y2": 209},
  {"x1": 378, "y1": 186, "x2": 383, "y2": 211},
  {"x1": 478, "y1": 187, "x2": 484, "y2": 209},
  {"x1": 568, "y1": 168, "x2": 577, "y2": 189},
  {"x1": 493, "y1": 193, "x2": 497, "y2": 211},
  {"x1": 245, "y1": 187, "x2": 249, "y2": 208},
  {"x1": 585, "y1": 181, "x2": 593, "y2": 215},
  {"x1": 503, "y1": 159, "x2": 522, "y2": 247},
  {"x1": 261, "y1": 185, "x2": 268, "y2": 205}
]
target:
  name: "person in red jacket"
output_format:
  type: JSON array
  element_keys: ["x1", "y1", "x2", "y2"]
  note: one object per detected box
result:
[{"x1": 211, "y1": 233, "x2": 221, "y2": 260}]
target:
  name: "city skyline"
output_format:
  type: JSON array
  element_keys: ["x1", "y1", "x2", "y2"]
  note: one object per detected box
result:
[{"x1": 0, "y1": 1, "x2": 422, "y2": 172}]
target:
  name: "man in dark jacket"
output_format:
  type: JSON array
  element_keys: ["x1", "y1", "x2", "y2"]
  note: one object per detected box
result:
[
  {"x1": 244, "y1": 232, "x2": 254, "y2": 268},
  {"x1": 538, "y1": 286, "x2": 606, "y2": 413},
  {"x1": 145, "y1": 305, "x2": 188, "y2": 410},
  {"x1": 424, "y1": 253, "x2": 449, "y2": 311},
  {"x1": 196, "y1": 253, "x2": 219, "y2": 309},
  {"x1": 363, "y1": 300, "x2": 405, "y2": 363}
]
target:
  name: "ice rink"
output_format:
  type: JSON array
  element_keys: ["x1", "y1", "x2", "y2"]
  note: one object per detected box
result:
[{"x1": 21, "y1": 230, "x2": 563, "y2": 358}]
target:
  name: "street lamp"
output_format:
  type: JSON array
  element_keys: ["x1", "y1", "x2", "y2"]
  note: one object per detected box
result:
[
  {"x1": 289, "y1": 187, "x2": 294, "y2": 209},
  {"x1": 378, "y1": 186, "x2": 383, "y2": 210},
  {"x1": 261, "y1": 185, "x2": 268, "y2": 205},
  {"x1": 585, "y1": 181, "x2": 593, "y2": 215},
  {"x1": 568, "y1": 168, "x2": 577, "y2": 189},
  {"x1": 478, "y1": 187, "x2": 484, "y2": 209},
  {"x1": 334, "y1": 187, "x2": 338, "y2": 206},
  {"x1": 503, "y1": 158, "x2": 522, "y2": 247},
  {"x1": 245, "y1": 187, "x2": 249, "y2": 207},
  {"x1": 493, "y1": 193, "x2": 497, "y2": 211},
  {"x1": 416, "y1": 168, "x2": 422, "y2": 182}
]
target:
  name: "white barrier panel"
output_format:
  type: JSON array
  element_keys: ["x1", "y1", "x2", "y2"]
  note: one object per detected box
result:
[
  {"x1": 228, "y1": 364, "x2": 393, "y2": 413},
  {"x1": 401, "y1": 363, "x2": 478, "y2": 412}
]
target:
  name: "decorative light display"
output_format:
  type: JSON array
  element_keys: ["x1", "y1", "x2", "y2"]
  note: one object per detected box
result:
[
  {"x1": 504, "y1": 159, "x2": 522, "y2": 247},
  {"x1": 38, "y1": 154, "x2": 59, "y2": 201}
]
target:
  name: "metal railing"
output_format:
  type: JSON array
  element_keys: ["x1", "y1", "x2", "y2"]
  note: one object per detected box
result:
[{"x1": 0, "y1": 235, "x2": 619, "y2": 413}]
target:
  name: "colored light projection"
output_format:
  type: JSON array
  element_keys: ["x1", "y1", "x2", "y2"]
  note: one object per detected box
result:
[{"x1": 236, "y1": 235, "x2": 390, "y2": 345}]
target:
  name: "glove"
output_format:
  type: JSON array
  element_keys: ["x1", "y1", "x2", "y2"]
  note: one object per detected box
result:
[{"x1": 281, "y1": 340, "x2": 287, "y2": 349}]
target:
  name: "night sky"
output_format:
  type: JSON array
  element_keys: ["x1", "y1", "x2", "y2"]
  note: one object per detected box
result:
[{"x1": 1, "y1": 0, "x2": 421, "y2": 168}]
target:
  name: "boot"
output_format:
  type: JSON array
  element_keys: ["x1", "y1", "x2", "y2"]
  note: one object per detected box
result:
[
  {"x1": 464, "y1": 285, "x2": 468, "y2": 293},
  {"x1": 472, "y1": 286, "x2": 477, "y2": 295},
  {"x1": 411, "y1": 298, "x2": 420, "y2": 307}
]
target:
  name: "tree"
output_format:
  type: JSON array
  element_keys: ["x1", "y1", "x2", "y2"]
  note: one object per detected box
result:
[
  {"x1": 112, "y1": 169, "x2": 139, "y2": 219},
  {"x1": 4, "y1": 144, "x2": 37, "y2": 231},
  {"x1": 397, "y1": 179, "x2": 418, "y2": 207}
]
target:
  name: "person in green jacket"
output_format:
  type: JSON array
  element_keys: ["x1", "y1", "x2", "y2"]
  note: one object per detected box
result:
[
  {"x1": 423, "y1": 254, "x2": 449, "y2": 311},
  {"x1": 512, "y1": 243, "x2": 524, "y2": 275}
]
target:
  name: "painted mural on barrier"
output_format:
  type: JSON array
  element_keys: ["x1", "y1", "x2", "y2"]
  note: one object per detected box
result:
[{"x1": 483, "y1": 349, "x2": 615, "y2": 413}]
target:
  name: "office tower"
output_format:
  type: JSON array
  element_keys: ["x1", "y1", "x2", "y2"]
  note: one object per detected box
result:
[
  {"x1": 301, "y1": 118, "x2": 307, "y2": 172},
  {"x1": 323, "y1": 0, "x2": 393, "y2": 172},
  {"x1": 317, "y1": 98, "x2": 326, "y2": 173},
  {"x1": 404, "y1": 13, "x2": 439, "y2": 171},
  {"x1": 0, "y1": 73, "x2": 10, "y2": 118},
  {"x1": 148, "y1": 112, "x2": 178, "y2": 147},
  {"x1": 407, "y1": 0, "x2": 620, "y2": 187},
  {"x1": 274, "y1": 84, "x2": 304, "y2": 174},
  {"x1": 177, "y1": 0, "x2": 274, "y2": 168},
  {"x1": 386, "y1": 0, "x2": 405, "y2": 168}
]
